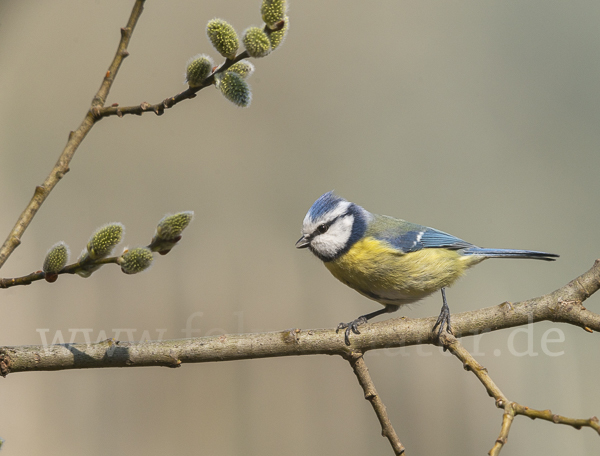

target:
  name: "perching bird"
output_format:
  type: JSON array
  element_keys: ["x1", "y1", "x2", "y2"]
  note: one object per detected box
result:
[{"x1": 296, "y1": 191, "x2": 558, "y2": 345}]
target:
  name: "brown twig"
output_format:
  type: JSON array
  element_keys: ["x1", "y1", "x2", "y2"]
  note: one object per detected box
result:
[
  {"x1": 92, "y1": 20, "x2": 284, "y2": 119},
  {"x1": 347, "y1": 352, "x2": 405, "y2": 455},
  {"x1": 0, "y1": 0, "x2": 147, "y2": 271},
  {"x1": 489, "y1": 405, "x2": 515, "y2": 456},
  {"x1": 0, "y1": 228, "x2": 183, "y2": 288},
  {"x1": 94, "y1": 51, "x2": 251, "y2": 119},
  {"x1": 511, "y1": 403, "x2": 600, "y2": 433},
  {"x1": 440, "y1": 332, "x2": 600, "y2": 455},
  {"x1": 440, "y1": 332, "x2": 508, "y2": 402},
  {"x1": 0, "y1": 257, "x2": 119, "y2": 289}
]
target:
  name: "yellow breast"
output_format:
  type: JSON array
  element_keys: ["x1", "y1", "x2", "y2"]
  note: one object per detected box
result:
[{"x1": 324, "y1": 237, "x2": 483, "y2": 305}]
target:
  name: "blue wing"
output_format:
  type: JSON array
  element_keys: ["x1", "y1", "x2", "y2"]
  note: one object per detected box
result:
[
  {"x1": 417, "y1": 228, "x2": 474, "y2": 251},
  {"x1": 371, "y1": 216, "x2": 474, "y2": 253}
]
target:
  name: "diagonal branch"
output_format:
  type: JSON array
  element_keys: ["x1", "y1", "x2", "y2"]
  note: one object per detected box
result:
[
  {"x1": 489, "y1": 406, "x2": 515, "y2": 456},
  {"x1": 0, "y1": 0, "x2": 146, "y2": 271},
  {"x1": 347, "y1": 352, "x2": 405, "y2": 455},
  {"x1": 93, "y1": 0, "x2": 146, "y2": 108},
  {"x1": 440, "y1": 332, "x2": 600, "y2": 455},
  {"x1": 439, "y1": 332, "x2": 508, "y2": 403}
]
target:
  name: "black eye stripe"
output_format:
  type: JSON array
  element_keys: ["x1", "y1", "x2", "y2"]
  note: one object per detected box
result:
[
  {"x1": 312, "y1": 213, "x2": 345, "y2": 237},
  {"x1": 307, "y1": 208, "x2": 353, "y2": 243}
]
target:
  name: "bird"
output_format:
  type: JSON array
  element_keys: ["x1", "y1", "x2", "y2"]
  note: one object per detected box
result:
[{"x1": 296, "y1": 191, "x2": 559, "y2": 345}]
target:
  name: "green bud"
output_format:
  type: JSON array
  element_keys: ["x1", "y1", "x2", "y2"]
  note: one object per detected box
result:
[
  {"x1": 186, "y1": 54, "x2": 214, "y2": 88},
  {"x1": 206, "y1": 19, "x2": 239, "y2": 59},
  {"x1": 118, "y1": 247, "x2": 154, "y2": 274},
  {"x1": 155, "y1": 211, "x2": 194, "y2": 241},
  {"x1": 227, "y1": 60, "x2": 255, "y2": 79},
  {"x1": 150, "y1": 211, "x2": 194, "y2": 255},
  {"x1": 85, "y1": 223, "x2": 124, "y2": 260},
  {"x1": 267, "y1": 16, "x2": 289, "y2": 51},
  {"x1": 261, "y1": 0, "x2": 287, "y2": 29},
  {"x1": 215, "y1": 72, "x2": 252, "y2": 107},
  {"x1": 43, "y1": 241, "x2": 70, "y2": 274},
  {"x1": 242, "y1": 27, "x2": 271, "y2": 58}
]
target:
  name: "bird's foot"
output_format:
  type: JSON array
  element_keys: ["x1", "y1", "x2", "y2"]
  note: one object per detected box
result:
[
  {"x1": 432, "y1": 306, "x2": 453, "y2": 351},
  {"x1": 432, "y1": 310, "x2": 452, "y2": 337},
  {"x1": 431, "y1": 288, "x2": 454, "y2": 351},
  {"x1": 336, "y1": 316, "x2": 368, "y2": 346}
]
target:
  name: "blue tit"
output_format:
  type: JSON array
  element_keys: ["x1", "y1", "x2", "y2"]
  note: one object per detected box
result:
[{"x1": 296, "y1": 191, "x2": 559, "y2": 345}]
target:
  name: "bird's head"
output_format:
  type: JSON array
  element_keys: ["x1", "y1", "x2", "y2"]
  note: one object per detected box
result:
[{"x1": 296, "y1": 191, "x2": 370, "y2": 262}]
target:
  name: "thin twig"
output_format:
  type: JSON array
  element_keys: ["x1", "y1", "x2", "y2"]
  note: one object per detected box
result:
[
  {"x1": 94, "y1": 51, "x2": 251, "y2": 119},
  {"x1": 512, "y1": 403, "x2": 600, "y2": 434},
  {"x1": 347, "y1": 352, "x2": 405, "y2": 455},
  {"x1": 93, "y1": 1, "x2": 146, "y2": 108},
  {"x1": 440, "y1": 332, "x2": 600, "y2": 455},
  {"x1": 489, "y1": 405, "x2": 515, "y2": 456},
  {"x1": 93, "y1": 20, "x2": 284, "y2": 119},
  {"x1": 0, "y1": 257, "x2": 119, "y2": 289},
  {"x1": 440, "y1": 332, "x2": 508, "y2": 403},
  {"x1": 0, "y1": 228, "x2": 182, "y2": 288},
  {"x1": 0, "y1": 0, "x2": 147, "y2": 271}
]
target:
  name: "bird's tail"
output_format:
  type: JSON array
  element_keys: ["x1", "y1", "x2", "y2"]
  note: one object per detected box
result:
[{"x1": 463, "y1": 248, "x2": 559, "y2": 261}]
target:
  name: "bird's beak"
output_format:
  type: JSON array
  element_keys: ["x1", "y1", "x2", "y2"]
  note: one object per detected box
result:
[{"x1": 295, "y1": 235, "x2": 310, "y2": 249}]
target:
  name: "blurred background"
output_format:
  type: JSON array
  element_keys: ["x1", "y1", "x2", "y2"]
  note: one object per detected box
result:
[{"x1": 1, "y1": 1, "x2": 599, "y2": 454}]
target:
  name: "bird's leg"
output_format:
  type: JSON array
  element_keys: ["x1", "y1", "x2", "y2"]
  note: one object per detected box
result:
[
  {"x1": 337, "y1": 305, "x2": 398, "y2": 346},
  {"x1": 432, "y1": 287, "x2": 453, "y2": 337}
]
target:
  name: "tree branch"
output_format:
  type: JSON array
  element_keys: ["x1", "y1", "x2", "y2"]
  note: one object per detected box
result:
[
  {"x1": 93, "y1": 51, "x2": 251, "y2": 119},
  {"x1": 347, "y1": 353, "x2": 405, "y2": 454},
  {"x1": 91, "y1": 21, "x2": 283, "y2": 119},
  {"x1": 440, "y1": 332, "x2": 600, "y2": 455},
  {"x1": 3, "y1": 265, "x2": 597, "y2": 456},
  {"x1": 0, "y1": 257, "x2": 119, "y2": 288},
  {"x1": 1, "y1": 263, "x2": 598, "y2": 454},
  {"x1": 2, "y1": 260, "x2": 599, "y2": 376},
  {"x1": 93, "y1": 0, "x2": 146, "y2": 108},
  {"x1": 489, "y1": 406, "x2": 515, "y2": 456},
  {"x1": 0, "y1": 0, "x2": 146, "y2": 271}
]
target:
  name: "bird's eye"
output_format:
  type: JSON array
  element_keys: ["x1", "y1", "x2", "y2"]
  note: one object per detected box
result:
[{"x1": 317, "y1": 224, "x2": 329, "y2": 234}]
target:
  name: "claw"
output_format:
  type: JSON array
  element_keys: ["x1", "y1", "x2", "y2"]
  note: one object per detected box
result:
[
  {"x1": 336, "y1": 316, "x2": 367, "y2": 345},
  {"x1": 432, "y1": 308, "x2": 453, "y2": 336},
  {"x1": 344, "y1": 327, "x2": 352, "y2": 345},
  {"x1": 335, "y1": 305, "x2": 398, "y2": 346},
  {"x1": 432, "y1": 288, "x2": 453, "y2": 350}
]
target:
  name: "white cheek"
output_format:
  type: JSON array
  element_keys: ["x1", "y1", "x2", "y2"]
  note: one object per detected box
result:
[{"x1": 311, "y1": 215, "x2": 354, "y2": 258}]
